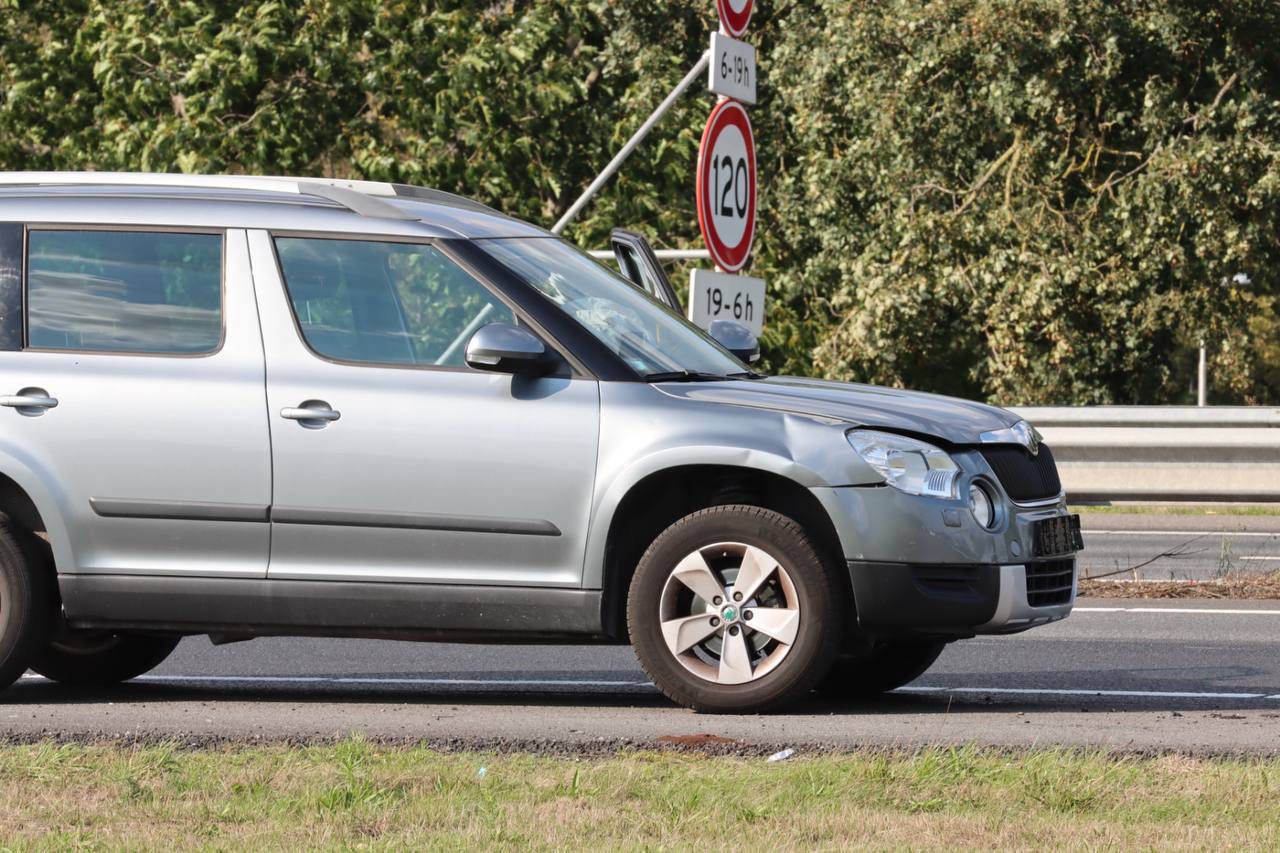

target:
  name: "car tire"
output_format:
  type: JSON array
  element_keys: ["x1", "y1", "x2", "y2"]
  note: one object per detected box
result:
[
  {"x1": 0, "y1": 521, "x2": 54, "y2": 692},
  {"x1": 628, "y1": 505, "x2": 842, "y2": 713},
  {"x1": 816, "y1": 640, "x2": 945, "y2": 697},
  {"x1": 30, "y1": 633, "x2": 181, "y2": 685}
]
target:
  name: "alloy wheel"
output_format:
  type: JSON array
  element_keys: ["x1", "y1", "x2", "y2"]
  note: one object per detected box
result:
[{"x1": 658, "y1": 541, "x2": 800, "y2": 685}]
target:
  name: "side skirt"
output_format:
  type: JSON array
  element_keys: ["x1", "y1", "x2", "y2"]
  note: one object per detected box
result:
[{"x1": 58, "y1": 575, "x2": 615, "y2": 644}]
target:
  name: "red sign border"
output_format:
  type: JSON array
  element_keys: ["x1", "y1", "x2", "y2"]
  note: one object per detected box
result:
[
  {"x1": 715, "y1": 0, "x2": 753, "y2": 37},
  {"x1": 696, "y1": 100, "x2": 757, "y2": 273}
]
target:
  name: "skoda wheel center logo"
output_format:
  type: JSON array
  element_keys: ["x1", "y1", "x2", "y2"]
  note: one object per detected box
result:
[{"x1": 721, "y1": 605, "x2": 738, "y2": 623}]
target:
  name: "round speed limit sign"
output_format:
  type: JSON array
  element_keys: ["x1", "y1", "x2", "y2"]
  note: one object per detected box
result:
[
  {"x1": 696, "y1": 100, "x2": 757, "y2": 273},
  {"x1": 715, "y1": 0, "x2": 753, "y2": 37}
]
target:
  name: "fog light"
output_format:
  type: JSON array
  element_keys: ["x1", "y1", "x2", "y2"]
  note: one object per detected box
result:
[{"x1": 969, "y1": 483, "x2": 995, "y2": 528}]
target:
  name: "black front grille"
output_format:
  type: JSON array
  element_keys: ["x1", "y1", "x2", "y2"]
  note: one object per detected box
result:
[
  {"x1": 979, "y1": 443, "x2": 1062, "y2": 502},
  {"x1": 1026, "y1": 559, "x2": 1075, "y2": 607}
]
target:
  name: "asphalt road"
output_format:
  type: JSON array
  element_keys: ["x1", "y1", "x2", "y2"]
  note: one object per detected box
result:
[
  {"x1": 1077, "y1": 511, "x2": 1280, "y2": 580},
  {"x1": 6, "y1": 597, "x2": 1280, "y2": 755}
]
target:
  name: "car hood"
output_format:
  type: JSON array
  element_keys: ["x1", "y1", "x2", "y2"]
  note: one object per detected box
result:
[{"x1": 660, "y1": 376, "x2": 1019, "y2": 445}]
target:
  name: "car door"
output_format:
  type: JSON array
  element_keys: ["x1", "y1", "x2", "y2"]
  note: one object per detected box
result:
[
  {"x1": 0, "y1": 225, "x2": 271, "y2": 578},
  {"x1": 247, "y1": 230, "x2": 600, "y2": 587},
  {"x1": 610, "y1": 229, "x2": 681, "y2": 310},
  {"x1": 611, "y1": 229, "x2": 760, "y2": 364}
]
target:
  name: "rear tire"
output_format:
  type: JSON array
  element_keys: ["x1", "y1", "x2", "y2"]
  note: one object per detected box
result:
[
  {"x1": 0, "y1": 521, "x2": 54, "y2": 692},
  {"x1": 628, "y1": 505, "x2": 842, "y2": 713},
  {"x1": 816, "y1": 640, "x2": 945, "y2": 697},
  {"x1": 30, "y1": 632, "x2": 180, "y2": 685}
]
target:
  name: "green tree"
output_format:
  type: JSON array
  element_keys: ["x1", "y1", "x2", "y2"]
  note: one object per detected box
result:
[
  {"x1": 2, "y1": 0, "x2": 1276, "y2": 403},
  {"x1": 765, "y1": 0, "x2": 1280, "y2": 403}
]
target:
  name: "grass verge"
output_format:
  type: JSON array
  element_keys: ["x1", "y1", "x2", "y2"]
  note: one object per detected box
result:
[
  {"x1": 1, "y1": 740, "x2": 1279, "y2": 849},
  {"x1": 1079, "y1": 571, "x2": 1280, "y2": 599}
]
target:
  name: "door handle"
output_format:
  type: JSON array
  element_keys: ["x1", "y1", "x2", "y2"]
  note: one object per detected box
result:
[
  {"x1": 1, "y1": 388, "x2": 58, "y2": 416},
  {"x1": 280, "y1": 400, "x2": 340, "y2": 429}
]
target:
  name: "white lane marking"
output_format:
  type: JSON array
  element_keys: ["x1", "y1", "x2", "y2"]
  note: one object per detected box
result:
[
  {"x1": 1083, "y1": 529, "x2": 1278, "y2": 538},
  {"x1": 1240, "y1": 556, "x2": 1280, "y2": 561},
  {"x1": 1075, "y1": 607, "x2": 1280, "y2": 615},
  {"x1": 900, "y1": 686, "x2": 1280, "y2": 701},
  {"x1": 20, "y1": 673, "x2": 655, "y2": 688},
  {"x1": 20, "y1": 673, "x2": 1280, "y2": 702}
]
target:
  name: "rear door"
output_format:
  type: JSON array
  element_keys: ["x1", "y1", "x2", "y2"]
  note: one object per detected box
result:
[
  {"x1": 248, "y1": 231, "x2": 600, "y2": 587},
  {"x1": 0, "y1": 225, "x2": 271, "y2": 578}
]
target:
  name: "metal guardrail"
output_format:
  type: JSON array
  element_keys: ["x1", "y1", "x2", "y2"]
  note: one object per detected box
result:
[
  {"x1": 1008, "y1": 407, "x2": 1280, "y2": 503},
  {"x1": 586, "y1": 248, "x2": 712, "y2": 261}
]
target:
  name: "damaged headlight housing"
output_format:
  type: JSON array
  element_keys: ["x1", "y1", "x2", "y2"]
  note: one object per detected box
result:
[{"x1": 846, "y1": 429, "x2": 960, "y2": 498}]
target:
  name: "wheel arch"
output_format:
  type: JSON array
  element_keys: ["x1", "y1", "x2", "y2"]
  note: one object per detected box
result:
[
  {"x1": 0, "y1": 448, "x2": 74, "y2": 577},
  {"x1": 596, "y1": 463, "x2": 848, "y2": 641},
  {"x1": 0, "y1": 471, "x2": 46, "y2": 536}
]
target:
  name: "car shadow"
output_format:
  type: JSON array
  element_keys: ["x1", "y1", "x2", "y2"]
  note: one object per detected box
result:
[{"x1": 6, "y1": 671, "x2": 1277, "y2": 716}]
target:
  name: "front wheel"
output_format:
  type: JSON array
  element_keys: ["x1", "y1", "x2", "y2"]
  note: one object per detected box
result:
[
  {"x1": 30, "y1": 632, "x2": 180, "y2": 685},
  {"x1": 628, "y1": 505, "x2": 842, "y2": 713},
  {"x1": 816, "y1": 640, "x2": 945, "y2": 698}
]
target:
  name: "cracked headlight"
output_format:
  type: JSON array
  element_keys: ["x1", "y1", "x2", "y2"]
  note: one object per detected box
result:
[{"x1": 846, "y1": 429, "x2": 960, "y2": 498}]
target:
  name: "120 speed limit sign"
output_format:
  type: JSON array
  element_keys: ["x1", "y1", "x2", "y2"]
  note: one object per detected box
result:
[{"x1": 696, "y1": 100, "x2": 756, "y2": 273}]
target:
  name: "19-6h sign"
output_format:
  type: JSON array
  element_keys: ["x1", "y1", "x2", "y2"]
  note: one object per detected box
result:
[{"x1": 695, "y1": 100, "x2": 756, "y2": 273}]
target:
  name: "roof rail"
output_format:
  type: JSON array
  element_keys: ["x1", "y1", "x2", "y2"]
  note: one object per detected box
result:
[
  {"x1": 0, "y1": 171, "x2": 430, "y2": 221},
  {"x1": 262, "y1": 175, "x2": 495, "y2": 213}
]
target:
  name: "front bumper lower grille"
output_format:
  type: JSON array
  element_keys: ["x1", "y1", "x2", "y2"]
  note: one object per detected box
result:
[
  {"x1": 1025, "y1": 558, "x2": 1075, "y2": 607},
  {"x1": 978, "y1": 443, "x2": 1063, "y2": 502}
]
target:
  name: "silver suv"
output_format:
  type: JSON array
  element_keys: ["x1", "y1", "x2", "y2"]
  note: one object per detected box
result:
[{"x1": 0, "y1": 173, "x2": 1081, "y2": 713}]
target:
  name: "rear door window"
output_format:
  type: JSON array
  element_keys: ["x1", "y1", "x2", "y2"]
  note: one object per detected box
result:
[{"x1": 26, "y1": 230, "x2": 223, "y2": 354}]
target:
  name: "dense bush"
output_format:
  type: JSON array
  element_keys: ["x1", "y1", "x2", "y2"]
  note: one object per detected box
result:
[
  {"x1": 2, "y1": 0, "x2": 1276, "y2": 403},
  {"x1": 767, "y1": 0, "x2": 1280, "y2": 404}
]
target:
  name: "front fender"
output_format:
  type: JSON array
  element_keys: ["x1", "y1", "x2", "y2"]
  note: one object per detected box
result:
[{"x1": 581, "y1": 382, "x2": 879, "y2": 588}]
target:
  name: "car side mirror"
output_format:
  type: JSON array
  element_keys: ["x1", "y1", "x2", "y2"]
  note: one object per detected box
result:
[
  {"x1": 708, "y1": 319, "x2": 760, "y2": 364},
  {"x1": 465, "y1": 323, "x2": 552, "y2": 376}
]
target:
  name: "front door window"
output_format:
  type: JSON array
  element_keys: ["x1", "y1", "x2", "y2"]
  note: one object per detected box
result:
[{"x1": 274, "y1": 237, "x2": 515, "y2": 368}]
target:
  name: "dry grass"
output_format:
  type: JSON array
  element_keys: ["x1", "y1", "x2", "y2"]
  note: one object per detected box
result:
[
  {"x1": 1070, "y1": 504, "x2": 1280, "y2": 517},
  {"x1": 0, "y1": 740, "x2": 1279, "y2": 849},
  {"x1": 1079, "y1": 572, "x2": 1280, "y2": 599}
]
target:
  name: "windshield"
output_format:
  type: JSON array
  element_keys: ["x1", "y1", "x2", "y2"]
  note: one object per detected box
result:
[{"x1": 479, "y1": 237, "x2": 747, "y2": 378}]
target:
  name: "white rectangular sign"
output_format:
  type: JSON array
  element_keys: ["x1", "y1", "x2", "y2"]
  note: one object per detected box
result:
[
  {"x1": 708, "y1": 32, "x2": 756, "y2": 105},
  {"x1": 688, "y1": 268, "x2": 765, "y2": 337}
]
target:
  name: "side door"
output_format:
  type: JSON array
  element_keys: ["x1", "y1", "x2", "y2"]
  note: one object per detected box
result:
[
  {"x1": 610, "y1": 229, "x2": 759, "y2": 363},
  {"x1": 0, "y1": 225, "x2": 271, "y2": 578},
  {"x1": 248, "y1": 230, "x2": 600, "y2": 587},
  {"x1": 610, "y1": 229, "x2": 681, "y2": 310}
]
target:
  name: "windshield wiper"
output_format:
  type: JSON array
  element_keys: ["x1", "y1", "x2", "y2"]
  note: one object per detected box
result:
[
  {"x1": 642, "y1": 370, "x2": 733, "y2": 383},
  {"x1": 727, "y1": 370, "x2": 767, "y2": 379}
]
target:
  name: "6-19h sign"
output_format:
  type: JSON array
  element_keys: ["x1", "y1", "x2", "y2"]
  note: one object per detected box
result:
[{"x1": 695, "y1": 99, "x2": 756, "y2": 273}]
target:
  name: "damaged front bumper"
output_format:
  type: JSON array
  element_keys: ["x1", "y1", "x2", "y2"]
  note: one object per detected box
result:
[{"x1": 845, "y1": 559, "x2": 1075, "y2": 640}]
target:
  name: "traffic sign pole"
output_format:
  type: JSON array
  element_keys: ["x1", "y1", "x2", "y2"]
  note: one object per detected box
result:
[{"x1": 553, "y1": 51, "x2": 710, "y2": 235}]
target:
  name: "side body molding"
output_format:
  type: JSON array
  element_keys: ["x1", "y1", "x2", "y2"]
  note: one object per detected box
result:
[{"x1": 58, "y1": 575, "x2": 610, "y2": 642}]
